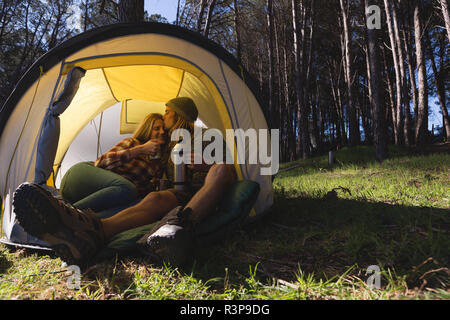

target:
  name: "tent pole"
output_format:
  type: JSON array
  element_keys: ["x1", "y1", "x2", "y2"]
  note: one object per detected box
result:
[{"x1": 96, "y1": 112, "x2": 104, "y2": 159}]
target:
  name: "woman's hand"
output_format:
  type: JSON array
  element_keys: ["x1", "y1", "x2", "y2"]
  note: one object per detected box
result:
[{"x1": 140, "y1": 139, "x2": 162, "y2": 155}]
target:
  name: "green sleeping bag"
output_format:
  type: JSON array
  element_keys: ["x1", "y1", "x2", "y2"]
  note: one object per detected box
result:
[{"x1": 93, "y1": 180, "x2": 260, "y2": 262}]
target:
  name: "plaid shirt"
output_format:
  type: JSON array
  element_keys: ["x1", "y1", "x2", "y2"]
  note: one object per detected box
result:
[{"x1": 94, "y1": 138, "x2": 163, "y2": 197}]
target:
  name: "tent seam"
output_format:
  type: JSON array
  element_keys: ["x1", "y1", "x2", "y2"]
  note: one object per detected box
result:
[
  {"x1": 1, "y1": 66, "x2": 44, "y2": 237},
  {"x1": 101, "y1": 68, "x2": 120, "y2": 103},
  {"x1": 218, "y1": 59, "x2": 249, "y2": 180},
  {"x1": 176, "y1": 70, "x2": 185, "y2": 98}
]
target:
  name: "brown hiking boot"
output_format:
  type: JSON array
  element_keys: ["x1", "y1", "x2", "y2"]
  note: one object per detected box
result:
[{"x1": 13, "y1": 182, "x2": 105, "y2": 266}]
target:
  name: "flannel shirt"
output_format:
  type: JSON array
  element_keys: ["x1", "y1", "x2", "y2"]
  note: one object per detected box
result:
[{"x1": 94, "y1": 137, "x2": 163, "y2": 197}]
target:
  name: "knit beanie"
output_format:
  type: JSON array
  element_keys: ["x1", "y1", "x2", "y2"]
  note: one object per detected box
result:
[{"x1": 165, "y1": 97, "x2": 198, "y2": 122}]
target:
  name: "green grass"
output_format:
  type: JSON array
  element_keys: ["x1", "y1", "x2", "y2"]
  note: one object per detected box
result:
[{"x1": 1, "y1": 145, "x2": 449, "y2": 300}]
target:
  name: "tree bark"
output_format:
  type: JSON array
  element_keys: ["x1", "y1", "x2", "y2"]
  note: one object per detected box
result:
[
  {"x1": 383, "y1": 0, "x2": 402, "y2": 145},
  {"x1": 176, "y1": 0, "x2": 181, "y2": 25},
  {"x1": 267, "y1": 0, "x2": 275, "y2": 129},
  {"x1": 426, "y1": 32, "x2": 450, "y2": 142},
  {"x1": 382, "y1": 45, "x2": 395, "y2": 143},
  {"x1": 311, "y1": 80, "x2": 321, "y2": 151},
  {"x1": 292, "y1": 0, "x2": 309, "y2": 159},
  {"x1": 328, "y1": 65, "x2": 342, "y2": 145},
  {"x1": 440, "y1": 0, "x2": 450, "y2": 43},
  {"x1": 233, "y1": 0, "x2": 242, "y2": 64},
  {"x1": 413, "y1": 0, "x2": 428, "y2": 146},
  {"x1": 283, "y1": 33, "x2": 296, "y2": 160},
  {"x1": 392, "y1": 0, "x2": 408, "y2": 145},
  {"x1": 366, "y1": 0, "x2": 388, "y2": 161},
  {"x1": 203, "y1": 0, "x2": 217, "y2": 37},
  {"x1": 339, "y1": 0, "x2": 359, "y2": 147},
  {"x1": 118, "y1": 0, "x2": 144, "y2": 23},
  {"x1": 402, "y1": 25, "x2": 416, "y2": 144},
  {"x1": 197, "y1": 0, "x2": 208, "y2": 32}
]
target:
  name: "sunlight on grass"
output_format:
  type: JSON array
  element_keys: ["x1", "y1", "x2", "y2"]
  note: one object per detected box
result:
[{"x1": 275, "y1": 147, "x2": 449, "y2": 209}]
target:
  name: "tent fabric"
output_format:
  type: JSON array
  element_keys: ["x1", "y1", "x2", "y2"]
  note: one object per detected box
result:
[
  {"x1": 34, "y1": 67, "x2": 86, "y2": 185},
  {"x1": 0, "y1": 23, "x2": 273, "y2": 245}
]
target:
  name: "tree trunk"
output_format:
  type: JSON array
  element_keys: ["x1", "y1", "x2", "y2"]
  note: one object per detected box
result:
[
  {"x1": 203, "y1": 0, "x2": 217, "y2": 37},
  {"x1": 392, "y1": 0, "x2": 408, "y2": 145},
  {"x1": 304, "y1": 0, "x2": 314, "y2": 93},
  {"x1": 197, "y1": 0, "x2": 208, "y2": 32},
  {"x1": 176, "y1": 0, "x2": 181, "y2": 25},
  {"x1": 402, "y1": 25, "x2": 416, "y2": 144},
  {"x1": 340, "y1": 0, "x2": 359, "y2": 147},
  {"x1": 311, "y1": 80, "x2": 321, "y2": 151},
  {"x1": 118, "y1": 0, "x2": 144, "y2": 23},
  {"x1": 274, "y1": 18, "x2": 283, "y2": 134},
  {"x1": 413, "y1": 0, "x2": 428, "y2": 146},
  {"x1": 233, "y1": 0, "x2": 242, "y2": 64},
  {"x1": 267, "y1": 0, "x2": 275, "y2": 129},
  {"x1": 328, "y1": 65, "x2": 342, "y2": 145},
  {"x1": 383, "y1": 0, "x2": 402, "y2": 145},
  {"x1": 363, "y1": 42, "x2": 374, "y2": 145},
  {"x1": 292, "y1": 0, "x2": 309, "y2": 159},
  {"x1": 426, "y1": 32, "x2": 450, "y2": 142},
  {"x1": 366, "y1": 0, "x2": 388, "y2": 161},
  {"x1": 440, "y1": 0, "x2": 450, "y2": 43},
  {"x1": 283, "y1": 40, "x2": 295, "y2": 160},
  {"x1": 382, "y1": 45, "x2": 395, "y2": 143}
]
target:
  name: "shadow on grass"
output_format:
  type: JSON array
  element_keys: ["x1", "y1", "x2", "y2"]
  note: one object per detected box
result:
[
  {"x1": 2, "y1": 195, "x2": 447, "y2": 297},
  {"x1": 0, "y1": 249, "x2": 13, "y2": 275},
  {"x1": 191, "y1": 195, "x2": 450, "y2": 292}
]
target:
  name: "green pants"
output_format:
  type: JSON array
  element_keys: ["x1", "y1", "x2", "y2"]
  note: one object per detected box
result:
[{"x1": 60, "y1": 162, "x2": 138, "y2": 212}]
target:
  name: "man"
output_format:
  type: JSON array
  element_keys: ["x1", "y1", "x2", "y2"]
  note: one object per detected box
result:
[{"x1": 13, "y1": 97, "x2": 236, "y2": 266}]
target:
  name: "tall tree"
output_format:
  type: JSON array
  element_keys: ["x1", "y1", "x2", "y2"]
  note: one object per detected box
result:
[
  {"x1": 426, "y1": 31, "x2": 450, "y2": 142},
  {"x1": 197, "y1": 0, "x2": 208, "y2": 32},
  {"x1": 401, "y1": 18, "x2": 417, "y2": 144},
  {"x1": 203, "y1": 0, "x2": 217, "y2": 37},
  {"x1": 384, "y1": 0, "x2": 403, "y2": 145},
  {"x1": 118, "y1": 0, "x2": 144, "y2": 23},
  {"x1": 176, "y1": 0, "x2": 181, "y2": 25},
  {"x1": 392, "y1": 0, "x2": 411, "y2": 145},
  {"x1": 267, "y1": 0, "x2": 275, "y2": 129},
  {"x1": 366, "y1": 0, "x2": 387, "y2": 161},
  {"x1": 413, "y1": 0, "x2": 428, "y2": 146},
  {"x1": 233, "y1": 0, "x2": 242, "y2": 64},
  {"x1": 292, "y1": 0, "x2": 310, "y2": 159},
  {"x1": 339, "y1": 0, "x2": 359, "y2": 147},
  {"x1": 440, "y1": 0, "x2": 450, "y2": 43}
]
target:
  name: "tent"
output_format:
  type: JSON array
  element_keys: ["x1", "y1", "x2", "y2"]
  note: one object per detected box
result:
[{"x1": 0, "y1": 22, "x2": 273, "y2": 248}]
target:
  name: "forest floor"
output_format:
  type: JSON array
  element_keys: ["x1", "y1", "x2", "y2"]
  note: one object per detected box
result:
[{"x1": 0, "y1": 144, "x2": 449, "y2": 300}]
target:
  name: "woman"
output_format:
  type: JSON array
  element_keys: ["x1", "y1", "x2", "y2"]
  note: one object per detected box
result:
[{"x1": 59, "y1": 113, "x2": 167, "y2": 212}]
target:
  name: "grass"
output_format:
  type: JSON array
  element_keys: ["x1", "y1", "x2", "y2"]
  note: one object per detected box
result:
[{"x1": 0, "y1": 145, "x2": 449, "y2": 300}]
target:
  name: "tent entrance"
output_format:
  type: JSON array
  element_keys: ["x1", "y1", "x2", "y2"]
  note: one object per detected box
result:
[{"x1": 52, "y1": 53, "x2": 243, "y2": 186}]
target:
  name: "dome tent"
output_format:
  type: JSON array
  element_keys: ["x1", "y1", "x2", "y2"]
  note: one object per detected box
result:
[{"x1": 0, "y1": 22, "x2": 273, "y2": 248}]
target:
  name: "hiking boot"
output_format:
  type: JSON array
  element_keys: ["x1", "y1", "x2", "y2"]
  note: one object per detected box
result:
[
  {"x1": 138, "y1": 206, "x2": 195, "y2": 266},
  {"x1": 13, "y1": 182, "x2": 105, "y2": 266}
]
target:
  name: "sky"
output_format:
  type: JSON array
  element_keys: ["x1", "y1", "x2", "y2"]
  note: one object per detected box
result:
[{"x1": 145, "y1": 0, "x2": 179, "y2": 24}]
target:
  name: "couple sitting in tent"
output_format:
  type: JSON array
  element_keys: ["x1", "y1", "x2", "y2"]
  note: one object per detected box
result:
[{"x1": 13, "y1": 97, "x2": 237, "y2": 266}]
